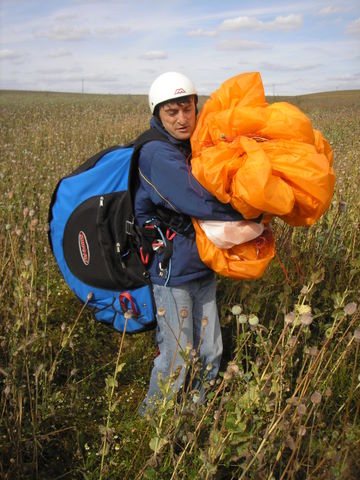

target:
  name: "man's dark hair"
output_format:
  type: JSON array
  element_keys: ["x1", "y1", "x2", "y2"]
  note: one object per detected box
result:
[{"x1": 153, "y1": 94, "x2": 198, "y2": 119}]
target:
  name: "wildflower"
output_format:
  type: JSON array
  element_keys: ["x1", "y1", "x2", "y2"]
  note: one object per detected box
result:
[
  {"x1": 223, "y1": 371, "x2": 232, "y2": 381},
  {"x1": 180, "y1": 307, "x2": 188, "y2": 318},
  {"x1": 310, "y1": 391, "x2": 322, "y2": 405},
  {"x1": 5, "y1": 224, "x2": 11, "y2": 231},
  {"x1": 237, "y1": 314, "x2": 247, "y2": 324},
  {"x1": 298, "y1": 426, "x2": 307, "y2": 437},
  {"x1": 288, "y1": 336, "x2": 297, "y2": 347},
  {"x1": 344, "y1": 302, "x2": 357, "y2": 316},
  {"x1": 157, "y1": 307, "x2": 166, "y2": 316}
]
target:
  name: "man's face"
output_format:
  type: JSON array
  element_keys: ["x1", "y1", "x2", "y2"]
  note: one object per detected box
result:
[{"x1": 159, "y1": 97, "x2": 196, "y2": 140}]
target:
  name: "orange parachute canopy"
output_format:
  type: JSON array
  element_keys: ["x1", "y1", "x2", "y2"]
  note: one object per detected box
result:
[{"x1": 190, "y1": 72, "x2": 335, "y2": 280}]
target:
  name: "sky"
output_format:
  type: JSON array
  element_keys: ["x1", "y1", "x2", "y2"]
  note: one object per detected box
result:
[{"x1": 0, "y1": 0, "x2": 359, "y2": 97}]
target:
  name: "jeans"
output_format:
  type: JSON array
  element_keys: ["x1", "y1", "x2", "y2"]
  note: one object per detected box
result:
[{"x1": 141, "y1": 273, "x2": 223, "y2": 412}]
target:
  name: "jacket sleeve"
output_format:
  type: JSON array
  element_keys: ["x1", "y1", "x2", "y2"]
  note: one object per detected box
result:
[{"x1": 139, "y1": 141, "x2": 247, "y2": 221}]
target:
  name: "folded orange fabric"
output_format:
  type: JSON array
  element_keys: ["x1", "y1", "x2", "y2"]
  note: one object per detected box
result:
[{"x1": 191, "y1": 72, "x2": 335, "y2": 279}]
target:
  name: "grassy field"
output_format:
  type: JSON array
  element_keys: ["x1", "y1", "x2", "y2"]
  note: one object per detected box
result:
[{"x1": 0, "y1": 88, "x2": 360, "y2": 480}]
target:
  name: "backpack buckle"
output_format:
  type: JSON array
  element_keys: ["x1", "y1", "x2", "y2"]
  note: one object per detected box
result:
[
  {"x1": 158, "y1": 262, "x2": 168, "y2": 278},
  {"x1": 125, "y1": 219, "x2": 135, "y2": 235}
]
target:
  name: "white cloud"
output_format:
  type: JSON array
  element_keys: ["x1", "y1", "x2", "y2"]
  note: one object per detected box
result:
[
  {"x1": 53, "y1": 12, "x2": 78, "y2": 22},
  {"x1": 37, "y1": 25, "x2": 90, "y2": 41},
  {"x1": 48, "y1": 48, "x2": 72, "y2": 58},
  {"x1": 0, "y1": 49, "x2": 22, "y2": 59},
  {"x1": 328, "y1": 72, "x2": 360, "y2": 83},
  {"x1": 139, "y1": 50, "x2": 168, "y2": 60},
  {"x1": 346, "y1": 18, "x2": 360, "y2": 36},
  {"x1": 260, "y1": 61, "x2": 321, "y2": 72},
  {"x1": 216, "y1": 38, "x2": 265, "y2": 51},
  {"x1": 220, "y1": 16, "x2": 263, "y2": 31},
  {"x1": 95, "y1": 25, "x2": 131, "y2": 36},
  {"x1": 273, "y1": 14, "x2": 303, "y2": 30},
  {"x1": 0, "y1": 49, "x2": 25, "y2": 62},
  {"x1": 187, "y1": 28, "x2": 217, "y2": 37},
  {"x1": 220, "y1": 14, "x2": 303, "y2": 32},
  {"x1": 318, "y1": 6, "x2": 342, "y2": 15}
]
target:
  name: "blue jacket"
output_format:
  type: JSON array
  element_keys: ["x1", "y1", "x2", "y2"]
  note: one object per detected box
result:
[{"x1": 134, "y1": 118, "x2": 245, "y2": 286}]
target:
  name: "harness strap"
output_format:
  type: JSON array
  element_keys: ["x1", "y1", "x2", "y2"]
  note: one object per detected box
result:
[{"x1": 119, "y1": 292, "x2": 138, "y2": 315}]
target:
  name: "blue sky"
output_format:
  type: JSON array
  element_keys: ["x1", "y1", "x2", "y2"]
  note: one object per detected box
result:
[{"x1": 0, "y1": 0, "x2": 359, "y2": 96}]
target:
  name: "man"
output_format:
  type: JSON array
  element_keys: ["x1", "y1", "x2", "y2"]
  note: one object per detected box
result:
[{"x1": 135, "y1": 72, "x2": 244, "y2": 414}]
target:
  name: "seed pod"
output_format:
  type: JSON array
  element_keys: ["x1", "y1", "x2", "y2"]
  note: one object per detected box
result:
[
  {"x1": 248, "y1": 314, "x2": 259, "y2": 326},
  {"x1": 310, "y1": 391, "x2": 322, "y2": 405},
  {"x1": 238, "y1": 314, "x2": 247, "y2": 324},
  {"x1": 354, "y1": 328, "x2": 360, "y2": 343},
  {"x1": 301, "y1": 313, "x2": 313, "y2": 326},
  {"x1": 297, "y1": 403, "x2": 307, "y2": 416},
  {"x1": 298, "y1": 426, "x2": 307, "y2": 437},
  {"x1": 231, "y1": 305, "x2": 242, "y2": 315},
  {"x1": 284, "y1": 312, "x2": 295, "y2": 325},
  {"x1": 201, "y1": 317, "x2": 208, "y2": 327},
  {"x1": 344, "y1": 302, "x2": 357, "y2": 316},
  {"x1": 227, "y1": 363, "x2": 240, "y2": 375}
]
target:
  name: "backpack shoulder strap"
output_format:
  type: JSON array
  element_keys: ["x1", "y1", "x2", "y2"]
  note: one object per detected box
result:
[
  {"x1": 127, "y1": 128, "x2": 171, "y2": 190},
  {"x1": 133, "y1": 127, "x2": 170, "y2": 151}
]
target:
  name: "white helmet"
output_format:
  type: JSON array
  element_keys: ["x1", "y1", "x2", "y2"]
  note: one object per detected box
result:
[{"x1": 148, "y1": 71, "x2": 197, "y2": 114}]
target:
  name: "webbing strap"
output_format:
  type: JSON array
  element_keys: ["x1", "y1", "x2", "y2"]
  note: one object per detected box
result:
[{"x1": 119, "y1": 292, "x2": 138, "y2": 315}]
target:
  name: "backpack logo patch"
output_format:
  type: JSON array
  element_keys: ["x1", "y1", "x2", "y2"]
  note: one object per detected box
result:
[
  {"x1": 174, "y1": 88, "x2": 186, "y2": 95},
  {"x1": 78, "y1": 231, "x2": 90, "y2": 265}
]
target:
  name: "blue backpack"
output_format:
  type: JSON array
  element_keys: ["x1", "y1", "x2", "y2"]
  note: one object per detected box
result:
[{"x1": 48, "y1": 129, "x2": 169, "y2": 333}]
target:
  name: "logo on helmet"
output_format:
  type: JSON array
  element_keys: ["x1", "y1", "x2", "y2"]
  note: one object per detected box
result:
[
  {"x1": 174, "y1": 88, "x2": 186, "y2": 95},
  {"x1": 78, "y1": 231, "x2": 90, "y2": 266}
]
